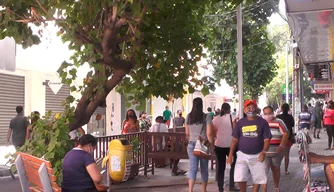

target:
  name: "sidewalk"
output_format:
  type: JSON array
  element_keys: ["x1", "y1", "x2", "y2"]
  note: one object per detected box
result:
[
  {"x1": 112, "y1": 133, "x2": 331, "y2": 192},
  {"x1": 1, "y1": 131, "x2": 332, "y2": 192}
]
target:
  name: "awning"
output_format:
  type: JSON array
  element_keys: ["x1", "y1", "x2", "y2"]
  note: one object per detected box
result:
[{"x1": 284, "y1": 0, "x2": 334, "y2": 80}]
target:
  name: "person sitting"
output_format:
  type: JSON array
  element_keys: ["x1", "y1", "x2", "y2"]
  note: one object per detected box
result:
[
  {"x1": 308, "y1": 152, "x2": 334, "y2": 191},
  {"x1": 150, "y1": 116, "x2": 186, "y2": 176},
  {"x1": 62, "y1": 134, "x2": 108, "y2": 192}
]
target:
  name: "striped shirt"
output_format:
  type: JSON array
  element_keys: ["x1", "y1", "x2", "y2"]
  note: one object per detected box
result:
[
  {"x1": 298, "y1": 111, "x2": 311, "y2": 129},
  {"x1": 267, "y1": 118, "x2": 288, "y2": 154}
]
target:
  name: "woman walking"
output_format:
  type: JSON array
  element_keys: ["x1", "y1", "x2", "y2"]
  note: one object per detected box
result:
[
  {"x1": 213, "y1": 103, "x2": 239, "y2": 192},
  {"x1": 185, "y1": 97, "x2": 214, "y2": 192},
  {"x1": 276, "y1": 103, "x2": 295, "y2": 175},
  {"x1": 323, "y1": 100, "x2": 334, "y2": 150}
]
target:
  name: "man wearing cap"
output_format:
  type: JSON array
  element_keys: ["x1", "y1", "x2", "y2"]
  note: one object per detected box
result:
[{"x1": 227, "y1": 100, "x2": 272, "y2": 192}]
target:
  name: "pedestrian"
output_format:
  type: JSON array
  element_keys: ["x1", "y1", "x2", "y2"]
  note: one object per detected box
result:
[
  {"x1": 6, "y1": 106, "x2": 30, "y2": 148},
  {"x1": 313, "y1": 101, "x2": 323, "y2": 139},
  {"x1": 298, "y1": 105, "x2": 312, "y2": 130},
  {"x1": 323, "y1": 100, "x2": 334, "y2": 150},
  {"x1": 185, "y1": 97, "x2": 214, "y2": 192},
  {"x1": 26, "y1": 111, "x2": 40, "y2": 141},
  {"x1": 227, "y1": 100, "x2": 272, "y2": 192},
  {"x1": 173, "y1": 109, "x2": 185, "y2": 130},
  {"x1": 262, "y1": 106, "x2": 289, "y2": 192},
  {"x1": 122, "y1": 109, "x2": 139, "y2": 134},
  {"x1": 207, "y1": 107, "x2": 215, "y2": 119},
  {"x1": 212, "y1": 103, "x2": 239, "y2": 192},
  {"x1": 308, "y1": 103, "x2": 313, "y2": 114},
  {"x1": 276, "y1": 103, "x2": 295, "y2": 175},
  {"x1": 163, "y1": 106, "x2": 172, "y2": 128},
  {"x1": 139, "y1": 111, "x2": 151, "y2": 132}
]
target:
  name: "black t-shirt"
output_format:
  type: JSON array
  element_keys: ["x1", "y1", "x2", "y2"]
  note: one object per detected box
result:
[{"x1": 276, "y1": 113, "x2": 295, "y2": 137}]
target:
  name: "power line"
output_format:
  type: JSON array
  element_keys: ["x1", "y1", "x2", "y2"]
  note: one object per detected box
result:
[{"x1": 211, "y1": 31, "x2": 289, "y2": 53}]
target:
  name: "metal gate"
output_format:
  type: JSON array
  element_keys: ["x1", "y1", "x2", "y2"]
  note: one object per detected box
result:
[
  {"x1": 0, "y1": 73, "x2": 25, "y2": 145},
  {"x1": 45, "y1": 81, "x2": 70, "y2": 114}
]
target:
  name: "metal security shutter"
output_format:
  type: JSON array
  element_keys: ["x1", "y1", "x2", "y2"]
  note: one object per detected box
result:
[
  {"x1": 45, "y1": 82, "x2": 70, "y2": 114},
  {"x1": 0, "y1": 73, "x2": 25, "y2": 145}
]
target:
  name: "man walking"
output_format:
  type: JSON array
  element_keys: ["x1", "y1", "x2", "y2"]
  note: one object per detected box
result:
[
  {"x1": 262, "y1": 106, "x2": 289, "y2": 191},
  {"x1": 227, "y1": 100, "x2": 272, "y2": 192},
  {"x1": 163, "y1": 106, "x2": 172, "y2": 128},
  {"x1": 6, "y1": 106, "x2": 30, "y2": 148},
  {"x1": 173, "y1": 110, "x2": 185, "y2": 128}
]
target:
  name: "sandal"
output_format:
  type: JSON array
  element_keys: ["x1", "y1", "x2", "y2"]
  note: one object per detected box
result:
[
  {"x1": 171, "y1": 169, "x2": 187, "y2": 176},
  {"x1": 229, "y1": 186, "x2": 240, "y2": 191},
  {"x1": 285, "y1": 171, "x2": 290, "y2": 175},
  {"x1": 275, "y1": 188, "x2": 280, "y2": 192}
]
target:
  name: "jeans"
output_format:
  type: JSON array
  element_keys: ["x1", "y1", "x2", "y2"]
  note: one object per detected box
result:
[
  {"x1": 215, "y1": 146, "x2": 237, "y2": 190},
  {"x1": 187, "y1": 141, "x2": 209, "y2": 182}
]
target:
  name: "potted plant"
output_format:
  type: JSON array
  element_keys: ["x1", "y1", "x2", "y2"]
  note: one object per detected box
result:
[{"x1": 128, "y1": 137, "x2": 140, "y2": 179}]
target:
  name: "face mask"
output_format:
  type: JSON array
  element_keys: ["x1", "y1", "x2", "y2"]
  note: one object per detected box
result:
[
  {"x1": 179, "y1": 113, "x2": 182, "y2": 116},
  {"x1": 128, "y1": 114, "x2": 135, "y2": 118},
  {"x1": 246, "y1": 112, "x2": 255, "y2": 117},
  {"x1": 263, "y1": 114, "x2": 274, "y2": 121}
]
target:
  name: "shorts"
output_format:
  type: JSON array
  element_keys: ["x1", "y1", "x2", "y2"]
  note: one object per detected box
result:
[
  {"x1": 266, "y1": 151, "x2": 284, "y2": 167},
  {"x1": 234, "y1": 151, "x2": 268, "y2": 184}
]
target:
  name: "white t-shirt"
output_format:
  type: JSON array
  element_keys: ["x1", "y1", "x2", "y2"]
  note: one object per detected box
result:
[
  {"x1": 149, "y1": 123, "x2": 168, "y2": 150},
  {"x1": 212, "y1": 114, "x2": 233, "y2": 148},
  {"x1": 150, "y1": 123, "x2": 168, "y2": 133}
]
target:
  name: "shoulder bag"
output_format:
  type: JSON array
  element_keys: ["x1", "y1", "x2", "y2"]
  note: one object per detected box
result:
[{"x1": 193, "y1": 114, "x2": 211, "y2": 159}]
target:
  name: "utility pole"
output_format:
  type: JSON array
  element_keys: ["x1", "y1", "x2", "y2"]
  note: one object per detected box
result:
[
  {"x1": 237, "y1": 5, "x2": 243, "y2": 118},
  {"x1": 286, "y1": 43, "x2": 290, "y2": 104}
]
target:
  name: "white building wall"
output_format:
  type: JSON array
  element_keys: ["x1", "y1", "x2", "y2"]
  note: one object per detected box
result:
[{"x1": 106, "y1": 90, "x2": 122, "y2": 136}]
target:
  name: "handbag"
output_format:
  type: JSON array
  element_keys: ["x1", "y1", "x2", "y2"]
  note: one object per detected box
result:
[{"x1": 193, "y1": 114, "x2": 211, "y2": 159}]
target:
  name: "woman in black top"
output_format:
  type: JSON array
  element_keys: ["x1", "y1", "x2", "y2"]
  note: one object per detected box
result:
[{"x1": 276, "y1": 103, "x2": 295, "y2": 175}]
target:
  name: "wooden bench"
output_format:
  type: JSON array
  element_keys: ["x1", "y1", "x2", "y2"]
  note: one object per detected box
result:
[
  {"x1": 144, "y1": 132, "x2": 217, "y2": 176},
  {"x1": 15, "y1": 152, "x2": 60, "y2": 192}
]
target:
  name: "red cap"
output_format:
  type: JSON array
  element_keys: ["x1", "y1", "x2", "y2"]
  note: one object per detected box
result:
[{"x1": 244, "y1": 100, "x2": 257, "y2": 108}]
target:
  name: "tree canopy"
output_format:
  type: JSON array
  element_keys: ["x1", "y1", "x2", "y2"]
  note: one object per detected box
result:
[
  {"x1": 204, "y1": 0, "x2": 279, "y2": 99},
  {"x1": 0, "y1": 0, "x2": 225, "y2": 130}
]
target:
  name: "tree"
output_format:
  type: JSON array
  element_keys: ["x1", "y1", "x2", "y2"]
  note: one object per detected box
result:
[
  {"x1": 0, "y1": 0, "x2": 231, "y2": 130},
  {"x1": 204, "y1": 0, "x2": 279, "y2": 99},
  {"x1": 265, "y1": 24, "x2": 292, "y2": 107}
]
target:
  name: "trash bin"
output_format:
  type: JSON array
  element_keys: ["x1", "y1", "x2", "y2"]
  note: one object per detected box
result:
[{"x1": 107, "y1": 138, "x2": 132, "y2": 182}]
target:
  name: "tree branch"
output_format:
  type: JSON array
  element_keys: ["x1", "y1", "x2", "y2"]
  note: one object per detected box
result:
[
  {"x1": 34, "y1": 0, "x2": 48, "y2": 15},
  {"x1": 75, "y1": 27, "x2": 103, "y2": 53}
]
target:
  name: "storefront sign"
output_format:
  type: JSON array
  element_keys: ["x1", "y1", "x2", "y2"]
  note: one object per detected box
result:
[{"x1": 314, "y1": 83, "x2": 334, "y2": 90}]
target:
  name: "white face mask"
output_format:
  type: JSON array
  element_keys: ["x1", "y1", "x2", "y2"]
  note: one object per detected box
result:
[{"x1": 262, "y1": 114, "x2": 274, "y2": 121}]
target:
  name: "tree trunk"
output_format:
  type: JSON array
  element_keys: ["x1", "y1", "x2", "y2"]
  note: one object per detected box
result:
[{"x1": 69, "y1": 69, "x2": 129, "y2": 131}]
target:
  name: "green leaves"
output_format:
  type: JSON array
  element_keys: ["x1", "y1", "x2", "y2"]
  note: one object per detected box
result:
[{"x1": 204, "y1": 0, "x2": 279, "y2": 99}]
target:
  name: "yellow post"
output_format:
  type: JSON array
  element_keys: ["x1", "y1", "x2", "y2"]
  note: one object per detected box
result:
[{"x1": 182, "y1": 91, "x2": 187, "y2": 116}]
